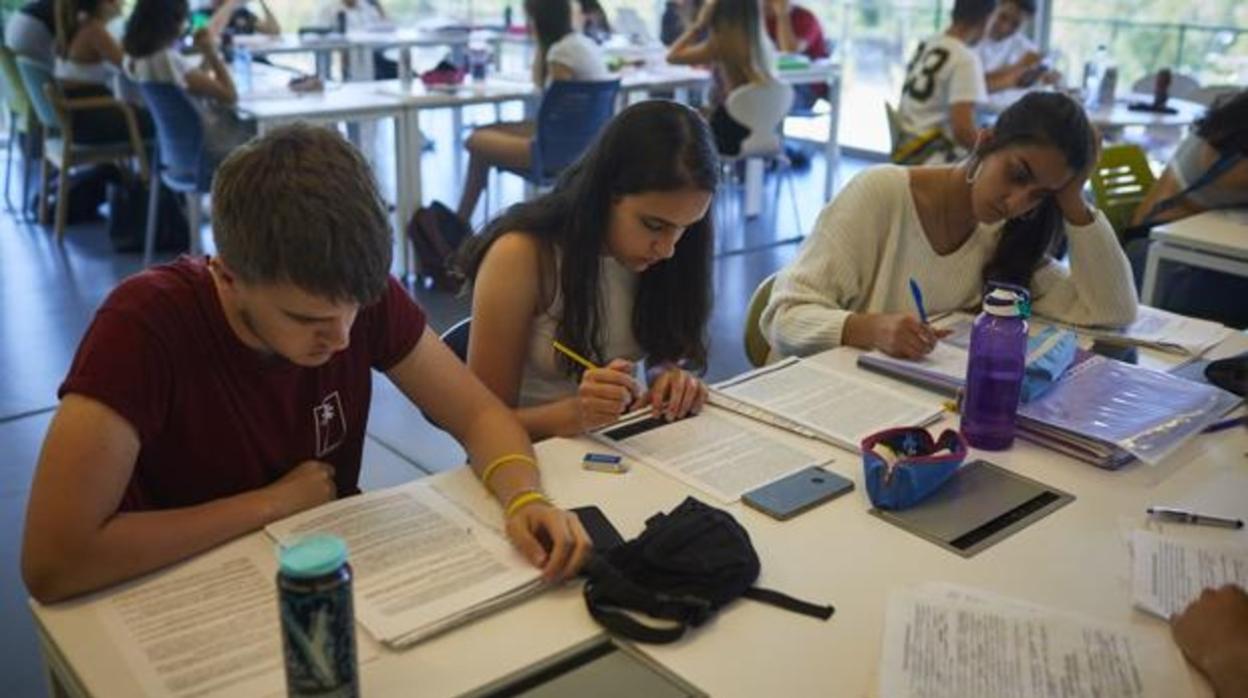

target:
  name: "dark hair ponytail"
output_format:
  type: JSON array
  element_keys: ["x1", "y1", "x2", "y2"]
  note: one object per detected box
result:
[
  {"x1": 1195, "y1": 88, "x2": 1248, "y2": 157},
  {"x1": 979, "y1": 91, "x2": 1094, "y2": 288},
  {"x1": 459, "y1": 100, "x2": 718, "y2": 375}
]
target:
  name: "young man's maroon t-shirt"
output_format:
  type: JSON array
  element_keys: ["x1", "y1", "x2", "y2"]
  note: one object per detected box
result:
[
  {"x1": 766, "y1": 5, "x2": 830, "y2": 62},
  {"x1": 59, "y1": 257, "x2": 426, "y2": 511}
]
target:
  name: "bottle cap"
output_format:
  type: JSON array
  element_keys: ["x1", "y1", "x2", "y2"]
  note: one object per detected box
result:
[
  {"x1": 983, "y1": 288, "x2": 1029, "y2": 317},
  {"x1": 279, "y1": 534, "x2": 348, "y2": 578}
]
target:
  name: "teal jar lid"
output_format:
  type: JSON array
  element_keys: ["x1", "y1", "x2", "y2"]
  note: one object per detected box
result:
[{"x1": 279, "y1": 534, "x2": 348, "y2": 578}]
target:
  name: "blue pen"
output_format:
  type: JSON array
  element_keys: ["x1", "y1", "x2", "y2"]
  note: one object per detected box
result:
[
  {"x1": 909, "y1": 278, "x2": 929, "y2": 324},
  {"x1": 1203, "y1": 415, "x2": 1246, "y2": 434}
]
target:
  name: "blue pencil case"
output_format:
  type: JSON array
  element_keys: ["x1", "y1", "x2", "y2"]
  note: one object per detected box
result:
[
  {"x1": 1021, "y1": 327, "x2": 1079, "y2": 404},
  {"x1": 861, "y1": 427, "x2": 968, "y2": 510}
]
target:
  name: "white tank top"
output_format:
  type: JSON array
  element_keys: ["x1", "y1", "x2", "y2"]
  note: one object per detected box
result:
[
  {"x1": 519, "y1": 255, "x2": 643, "y2": 407},
  {"x1": 55, "y1": 57, "x2": 115, "y2": 86}
]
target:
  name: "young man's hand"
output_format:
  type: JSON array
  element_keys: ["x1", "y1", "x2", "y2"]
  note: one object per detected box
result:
[
  {"x1": 265, "y1": 460, "x2": 336, "y2": 519},
  {"x1": 1172, "y1": 585, "x2": 1248, "y2": 698},
  {"x1": 504, "y1": 502, "x2": 592, "y2": 582}
]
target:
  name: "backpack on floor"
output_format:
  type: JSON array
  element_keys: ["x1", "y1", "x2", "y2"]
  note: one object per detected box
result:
[
  {"x1": 405, "y1": 200, "x2": 471, "y2": 291},
  {"x1": 582, "y1": 497, "x2": 834, "y2": 644},
  {"x1": 105, "y1": 179, "x2": 190, "y2": 254}
]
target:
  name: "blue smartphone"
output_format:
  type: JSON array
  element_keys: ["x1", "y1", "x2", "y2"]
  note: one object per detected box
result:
[{"x1": 743, "y1": 466, "x2": 854, "y2": 521}]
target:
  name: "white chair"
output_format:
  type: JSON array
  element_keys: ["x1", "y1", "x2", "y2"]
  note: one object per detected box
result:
[{"x1": 719, "y1": 80, "x2": 801, "y2": 250}]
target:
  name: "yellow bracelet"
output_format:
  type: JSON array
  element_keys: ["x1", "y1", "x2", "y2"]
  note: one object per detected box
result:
[
  {"x1": 504, "y1": 490, "x2": 550, "y2": 518},
  {"x1": 481, "y1": 454, "x2": 538, "y2": 489}
]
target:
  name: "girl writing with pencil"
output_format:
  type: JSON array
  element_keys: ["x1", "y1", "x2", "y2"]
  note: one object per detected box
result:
[
  {"x1": 458, "y1": 101, "x2": 717, "y2": 439},
  {"x1": 761, "y1": 91, "x2": 1139, "y2": 361}
]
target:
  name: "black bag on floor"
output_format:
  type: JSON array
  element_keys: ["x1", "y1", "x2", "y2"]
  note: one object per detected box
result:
[
  {"x1": 37, "y1": 163, "x2": 117, "y2": 225},
  {"x1": 106, "y1": 179, "x2": 190, "y2": 253},
  {"x1": 406, "y1": 200, "x2": 471, "y2": 291},
  {"x1": 582, "y1": 497, "x2": 834, "y2": 644}
]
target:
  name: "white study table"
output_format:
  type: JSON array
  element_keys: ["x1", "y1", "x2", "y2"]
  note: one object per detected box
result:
[
  {"x1": 235, "y1": 29, "x2": 472, "y2": 82},
  {"x1": 1142, "y1": 208, "x2": 1248, "y2": 305},
  {"x1": 31, "y1": 332, "x2": 1248, "y2": 697}
]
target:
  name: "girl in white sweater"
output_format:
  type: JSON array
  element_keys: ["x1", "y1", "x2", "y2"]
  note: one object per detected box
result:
[{"x1": 762, "y1": 91, "x2": 1138, "y2": 360}]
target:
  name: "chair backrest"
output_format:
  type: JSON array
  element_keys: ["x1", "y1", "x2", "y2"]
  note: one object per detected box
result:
[
  {"x1": 15, "y1": 55, "x2": 60, "y2": 130},
  {"x1": 0, "y1": 45, "x2": 33, "y2": 128},
  {"x1": 884, "y1": 101, "x2": 902, "y2": 154},
  {"x1": 1131, "y1": 71, "x2": 1201, "y2": 101},
  {"x1": 441, "y1": 317, "x2": 471, "y2": 363},
  {"x1": 1089, "y1": 144, "x2": 1156, "y2": 236},
  {"x1": 1189, "y1": 84, "x2": 1241, "y2": 108},
  {"x1": 531, "y1": 79, "x2": 621, "y2": 180},
  {"x1": 743, "y1": 273, "x2": 776, "y2": 368},
  {"x1": 725, "y1": 80, "x2": 794, "y2": 158},
  {"x1": 137, "y1": 81, "x2": 207, "y2": 186}
]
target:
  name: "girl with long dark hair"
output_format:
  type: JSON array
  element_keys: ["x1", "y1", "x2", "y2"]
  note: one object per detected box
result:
[
  {"x1": 460, "y1": 101, "x2": 717, "y2": 439},
  {"x1": 763, "y1": 91, "x2": 1138, "y2": 360}
]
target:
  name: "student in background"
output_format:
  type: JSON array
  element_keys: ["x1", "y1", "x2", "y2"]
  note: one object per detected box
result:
[
  {"x1": 124, "y1": 0, "x2": 253, "y2": 168},
  {"x1": 577, "y1": 0, "x2": 611, "y2": 42},
  {"x1": 660, "y1": 0, "x2": 702, "y2": 46},
  {"x1": 763, "y1": 91, "x2": 1138, "y2": 360},
  {"x1": 317, "y1": 0, "x2": 393, "y2": 77},
  {"x1": 53, "y1": 0, "x2": 154, "y2": 144},
  {"x1": 195, "y1": 0, "x2": 281, "y2": 39},
  {"x1": 1127, "y1": 89, "x2": 1248, "y2": 327},
  {"x1": 1172, "y1": 585, "x2": 1248, "y2": 698},
  {"x1": 455, "y1": 0, "x2": 608, "y2": 223},
  {"x1": 5, "y1": 0, "x2": 57, "y2": 66},
  {"x1": 21, "y1": 124, "x2": 591, "y2": 603},
  {"x1": 896, "y1": 0, "x2": 994, "y2": 162},
  {"x1": 977, "y1": 0, "x2": 1056, "y2": 93},
  {"x1": 666, "y1": 0, "x2": 777, "y2": 156},
  {"x1": 763, "y1": 0, "x2": 828, "y2": 108},
  {"x1": 459, "y1": 101, "x2": 716, "y2": 439}
]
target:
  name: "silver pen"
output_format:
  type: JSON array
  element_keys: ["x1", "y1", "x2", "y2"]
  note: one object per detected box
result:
[{"x1": 1147, "y1": 506, "x2": 1244, "y2": 530}]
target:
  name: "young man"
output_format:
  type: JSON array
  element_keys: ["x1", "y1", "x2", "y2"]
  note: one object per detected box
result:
[
  {"x1": 896, "y1": 0, "x2": 995, "y2": 162},
  {"x1": 194, "y1": 0, "x2": 282, "y2": 39},
  {"x1": 317, "y1": 0, "x2": 396, "y2": 78},
  {"x1": 977, "y1": 0, "x2": 1057, "y2": 92},
  {"x1": 22, "y1": 124, "x2": 590, "y2": 603}
]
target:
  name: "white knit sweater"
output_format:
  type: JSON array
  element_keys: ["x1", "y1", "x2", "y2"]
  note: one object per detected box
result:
[{"x1": 761, "y1": 165, "x2": 1139, "y2": 358}]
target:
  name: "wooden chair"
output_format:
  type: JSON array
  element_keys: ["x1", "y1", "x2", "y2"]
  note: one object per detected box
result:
[
  {"x1": 743, "y1": 274, "x2": 777, "y2": 368},
  {"x1": 16, "y1": 57, "x2": 148, "y2": 241}
]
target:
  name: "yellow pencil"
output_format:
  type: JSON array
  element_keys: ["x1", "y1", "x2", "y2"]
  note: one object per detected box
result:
[{"x1": 552, "y1": 340, "x2": 599, "y2": 371}]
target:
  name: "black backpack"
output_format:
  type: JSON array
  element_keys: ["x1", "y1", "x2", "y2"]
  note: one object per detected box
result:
[
  {"x1": 583, "y1": 497, "x2": 834, "y2": 644},
  {"x1": 406, "y1": 201, "x2": 471, "y2": 291}
]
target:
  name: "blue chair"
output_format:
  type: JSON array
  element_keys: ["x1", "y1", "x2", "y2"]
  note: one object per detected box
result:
[
  {"x1": 137, "y1": 82, "x2": 211, "y2": 265},
  {"x1": 16, "y1": 56, "x2": 148, "y2": 241},
  {"x1": 501, "y1": 79, "x2": 621, "y2": 194},
  {"x1": 0, "y1": 46, "x2": 36, "y2": 218}
]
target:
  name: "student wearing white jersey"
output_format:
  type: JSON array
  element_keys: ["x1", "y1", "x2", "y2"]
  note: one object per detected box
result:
[
  {"x1": 762, "y1": 91, "x2": 1138, "y2": 360},
  {"x1": 459, "y1": 102, "x2": 716, "y2": 439},
  {"x1": 896, "y1": 0, "x2": 994, "y2": 162},
  {"x1": 977, "y1": 0, "x2": 1058, "y2": 92},
  {"x1": 455, "y1": 0, "x2": 609, "y2": 223}
]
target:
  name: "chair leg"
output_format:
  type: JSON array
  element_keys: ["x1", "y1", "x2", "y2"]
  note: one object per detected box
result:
[
  {"x1": 4, "y1": 116, "x2": 14, "y2": 213},
  {"x1": 37, "y1": 153, "x2": 50, "y2": 225},
  {"x1": 186, "y1": 192, "x2": 201, "y2": 256},
  {"x1": 143, "y1": 168, "x2": 160, "y2": 267},
  {"x1": 54, "y1": 154, "x2": 70, "y2": 241}
]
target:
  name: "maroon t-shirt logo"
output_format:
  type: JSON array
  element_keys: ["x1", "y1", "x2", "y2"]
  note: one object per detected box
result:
[{"x1": 313, "y1": 392, "x2": 347, "y2": 458}]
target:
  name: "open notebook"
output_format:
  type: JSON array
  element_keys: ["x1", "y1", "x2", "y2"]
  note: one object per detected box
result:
[{"x1": 265, "y1": 480, "x2": 544, "y2": 649}]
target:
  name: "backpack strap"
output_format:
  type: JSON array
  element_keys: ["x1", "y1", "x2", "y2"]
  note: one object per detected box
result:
[
  {"x1": 743, "y1": 587, "x2": 835, "y2": 621},
  {"x1": 1140, "y1": 150, "x2": 1243, "y2": 225},
  {"x1": 583, "y1": 557, "x2": 714, "y2": 644}
]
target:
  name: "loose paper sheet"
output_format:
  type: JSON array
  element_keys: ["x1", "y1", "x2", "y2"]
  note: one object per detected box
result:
[{"x1": 1131, "y1": 529, "x2": 1248, "y2": 619}]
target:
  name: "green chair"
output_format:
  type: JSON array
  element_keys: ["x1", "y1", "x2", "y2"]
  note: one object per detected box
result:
[
  {"x1": 0, "y1": 45, "x2": 35, "y2": 216},
  {"x1": 1090, "y1": 144, "x2": 1156, "y2": 237},
  {"x1": 16, "y1": 56, "x2": 148, "y2": 241},
  {"x1": 743, "y1": 273, "x2": 776, "y2": 368}
]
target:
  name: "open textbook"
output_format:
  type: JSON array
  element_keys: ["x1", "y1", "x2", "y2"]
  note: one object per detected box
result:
[
  {"x1": 880, "y1": 584, "x2": 1195, "y2": 698},
  {"x1": 710, "y1": 355, "x2": 944, "y2": 452},
  {"x1": 1130, "y1": 529, "x2": 1248, "y2": 619},
  {"x1": 264, "y1": 480, "x2": 544, "y2": 649},
  {"x1": 593, "y1": 405, "x2": 833, "y2": 502},
  {"x1": 1040, "y1": 305, "x2": 1233, "y2": 357}
]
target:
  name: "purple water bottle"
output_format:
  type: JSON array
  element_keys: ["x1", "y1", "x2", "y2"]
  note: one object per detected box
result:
[{"x1": 961, "y1": 286, "x2": 1029, "y2": 450}]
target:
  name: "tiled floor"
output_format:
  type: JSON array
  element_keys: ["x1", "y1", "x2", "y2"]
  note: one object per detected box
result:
[{"x1": 0, "y1": 105, "x2": 872, "y2": 696}]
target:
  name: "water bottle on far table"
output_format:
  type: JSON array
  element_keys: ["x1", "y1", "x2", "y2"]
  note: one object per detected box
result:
[
  {"x1": 233, "y1": 44, "x2": 253, "y2": 95},
  {"x1": 961, "y1": 286, "x2": 1029, "y2": 451},
  {"x1": 1083, "y1": 44, "x2": 1109, "y2": 108}
]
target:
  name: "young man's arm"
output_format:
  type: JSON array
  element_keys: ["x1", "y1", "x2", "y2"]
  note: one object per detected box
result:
[
  {"x1": 768, "y1": 0, "x2": 800, "y2": 53},
  {"x1": 386, "y1": 326, "x2": 592, "y2": 582},
  {"x1": 22, "y1": 395, "x2": 335, "y2": 603},
  {"x1": 948, "y1": 101, "x2": 978, "y2": 149}
]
